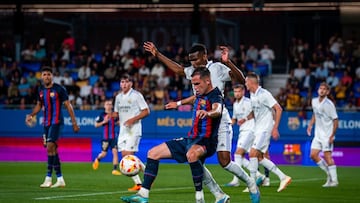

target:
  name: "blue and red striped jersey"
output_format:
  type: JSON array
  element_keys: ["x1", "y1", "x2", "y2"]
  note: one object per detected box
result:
[
  {"x1": 37, "y1": 83, "x2": 68, "y2": 127},
  {"x1": 95, "y1": 112, "x2": 118, "y2": 139},
  {"x1": 188, "y1": 87, "x2": 223, "y2": 139}
]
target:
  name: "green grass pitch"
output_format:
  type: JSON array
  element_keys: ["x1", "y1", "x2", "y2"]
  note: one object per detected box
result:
[{"x1": 0, "y1": 162, "x2": 359, "y2": 203}]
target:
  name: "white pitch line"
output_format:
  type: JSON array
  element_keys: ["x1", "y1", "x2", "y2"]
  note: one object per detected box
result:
[
  {"x1": 33, "y1": 186, "x2": 193, "y2": 200},
  {"x1": 33, "y1": 177, "x2": 324, "y2": 200}
]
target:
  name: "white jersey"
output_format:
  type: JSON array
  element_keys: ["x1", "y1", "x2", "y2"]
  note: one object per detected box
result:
[
  {"x1": 114, "y1": 88, "x2": 149, "y2": 136},
  {"x1": 311, "y1": 97, "x2": 338, "y2": 140},
  {"x1": 250, "y1": 86, "x2": 277, "y2": 133},
  {"x1": 233, "y1": 97, "x2": 255, "y2": 132},
  {"x1": 184, "y1": 61, "x2": 232, "y2": 124}
]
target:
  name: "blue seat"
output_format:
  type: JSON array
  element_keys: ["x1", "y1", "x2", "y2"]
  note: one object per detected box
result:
[
  {"x1": 182, "y1": 90, "x2": 191, "y2": 98},
  {"x1": 105, "y1": 90, "x2": 114, "y2": 98},
  {"x1": 71, "y1": 72, "x2": 79, "y2": 81},
  {"x1": 111, "y1": 81, "x2": 120, "y2": 91},
  {"x1": 168, "y1": 90, "x2": 177, "y2": 99}
]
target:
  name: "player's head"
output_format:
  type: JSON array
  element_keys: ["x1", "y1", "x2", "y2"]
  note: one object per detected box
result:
[
  {"x1": 103, "y1": 99, "x2": 113, "y2": 112},
  {"x1": 318, "y1": 82, "x2": 330, "y2": 97},
  {"x1": 120, "y1": 74, "x2": 133, "y2": 93},
  {"x1": 191, "y1": 67, "x2": 212, "y2": 95},
  {"x1": 40, "y1": 66, "x2": 53, "y2": 86},
  {"x1": 233, "y1": 84, "x2": 245, "y2": 100},
  {"x1": 188, "y1": 43, "x2": 208, "y2": 68},
  {"x1": 245, "y1": 72, "x2": 260, "y2": 92}
]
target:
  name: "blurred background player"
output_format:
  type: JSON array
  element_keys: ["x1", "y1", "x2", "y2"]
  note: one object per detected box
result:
[
  {"x1": 307, "y1": 82, "x2": 339, "y2": 187},
  {"x1": 245, "y1": 72, "x2": 292, "y2": 192},
  {"x1": 112, "y1": 74, "x2": 150, "y2": 192},
  {"x1": 225, "y1": 84, "x2": 265, "y2": 187},
  {"x1": 92, "y1": 99, "x2": 121, "y2": 175},
  {"x1": 25, "y1": 67, "x2": 79, "y2": 188}
]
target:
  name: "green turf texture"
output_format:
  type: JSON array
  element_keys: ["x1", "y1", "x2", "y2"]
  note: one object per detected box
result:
[{"x1": 0, "y1": 162, "x2": 358, "y2": 203}]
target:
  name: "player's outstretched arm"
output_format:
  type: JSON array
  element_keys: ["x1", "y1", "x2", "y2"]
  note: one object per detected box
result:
[
  {"x1": 143, "y1": 41, "x2": 185, "y2": 76},
  {"x1": 220, "y1": 45, "x2": 245, "y2": 84},
  {"x1": 165, "y1": 95, "x2": 196, "y2": 110},
  {"x1": 25, "y1": 101, "x2": 42, "y2": 126}
]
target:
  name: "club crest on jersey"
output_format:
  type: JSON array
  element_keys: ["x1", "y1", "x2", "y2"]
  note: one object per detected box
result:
[
  {"x1": 50, "y1": 92, "x2": 55, "y2": 97},
  {"x1": 199, "y1": 99, "x2": 206, "y2": 107}
]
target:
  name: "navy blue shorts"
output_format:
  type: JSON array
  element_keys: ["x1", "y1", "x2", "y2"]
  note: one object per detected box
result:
[
  {"x1": 101, "y1": 139, "x2": 117, "y2": 151},
  {"x1": 165, "y1": 137, "x2": 217, "y2": 163},
  {"x1": 44, "y1": 124, "x2": 63, "y2": 143}
]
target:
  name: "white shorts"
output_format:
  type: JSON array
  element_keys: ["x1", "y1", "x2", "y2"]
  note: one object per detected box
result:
[
  {"x1": 216, "y1": 120, "x2": 233, "y2": 152},
  {"x1": 252, "y1": 131, "x2": 270, "y2": 153},
  {"x1": 236, "y1": 130, "x2": 255, "y2": 153},
  {"x1": 311, "y1": 136, "x2": 334, "y2": 152},
  {"x1": 117, "y1": 134, "x2": 141, "y2": 152}
]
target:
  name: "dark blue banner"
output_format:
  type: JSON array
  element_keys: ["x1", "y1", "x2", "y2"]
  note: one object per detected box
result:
[{"x1": 0, "y1": 110, "x2": 359, "y2": 141}]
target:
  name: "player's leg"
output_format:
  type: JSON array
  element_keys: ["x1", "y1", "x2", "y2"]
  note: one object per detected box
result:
[
  {"x1": 323, "y1": 140, "x2": 338, "y2": 187},
  {"x1": 92, "y1": 140, "x2": 108, "y2": 170},
  {"x1": 40, "y1": 127, "x2": 53, "y2": 188},
  {"x1": 262, "y1": 150, "x2": 271, "y2": 186},
  {"x1": 202, "y1": 122, "x2": 231, "y2": 202},
  {"x1": 48, "y1": 124, "x2": 66, "y2": 188},
  {"x1": 217, "y1": 124, "x2": 259, "y2": 203},
  {"x1": 187, "y1": 144, "x2": 207, "y2": 203},
  {"x1": 121, "y1": 140, "x2": 174, "y2": 203},
  {"x1": 310, "y1": 138, "x2": 333, "y2": 186}
]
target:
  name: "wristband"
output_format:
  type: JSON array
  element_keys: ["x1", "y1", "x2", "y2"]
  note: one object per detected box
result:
[{"x1": 176, "y1": 101, "x2": 182, "y2": 107}]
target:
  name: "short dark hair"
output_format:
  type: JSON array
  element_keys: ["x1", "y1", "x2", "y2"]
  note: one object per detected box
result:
[
  {"x1": 120, "y1": 74, "x2": 133, "y2": 82},
  {"x1": 233, "y1": 84, "x2": 245, "y2": 89},
  {"x1": 189, "y1": 43, "x2": 207, "y2": 55},
  {"x1": 246, "y1": 72, "x2": 260, "y2": 83},
  {"x1": 41, "y1": 66, "x2": 53, "y2": 73},
  {"x1": 191, "y1": 67, "x2": 210, "y2": 79}
]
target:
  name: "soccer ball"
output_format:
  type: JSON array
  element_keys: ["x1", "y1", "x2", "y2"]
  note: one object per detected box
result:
[{"x1": 119, "y1": 155, "x2": 141, "y2": 176}]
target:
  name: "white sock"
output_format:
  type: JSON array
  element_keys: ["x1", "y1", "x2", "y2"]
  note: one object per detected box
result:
[
  {"x1": 132, "y1": 174, "x2": 142, "y2": 185},
  {"x1": 195, "y1": 190, "x2": 204, "y2": 200},
  {"x1": 249, "y1": 157, "x2": 258, "y2": 180},
  {"x1": 138, "y1": 187, "x2": 149, "y2": 198},
  {"x1": 260, "y1": 158, "x2": 286, "y2": 180},
  {"x1": 203, "y1": 165, "x2": 223, "y2": 199},
  {"x1": 328, "y1": 165, "x2": 338, "y2": 182},
  {"x1": 316, "y1": 159, "x2": 329, "y2": 176},
  {"x1": 242, "y1": 157, "x2": 250, "y2": 169},
  {"x1": 224, "y1": 161, "x2": 257, "y2": 193}
]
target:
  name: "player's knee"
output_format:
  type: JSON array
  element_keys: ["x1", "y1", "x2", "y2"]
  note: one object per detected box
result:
[{"x1": 147, "y1": 148, "x2": 161, "y2": 160}]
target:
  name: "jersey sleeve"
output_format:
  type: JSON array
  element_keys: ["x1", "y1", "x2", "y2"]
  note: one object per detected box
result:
[
  {"x1": 136, "y1": 91, "x2": 150, "y2": 111},
  {"x1": 214, "y1": 63, "x2": 231, "y2": 82},
  {"x1": 58, "y1": 84, "x2": 69, "y2": 102},
  {"x1": 95, "y1": 113, "x2": 104, "y2": 123},
  {"x1": 184, "y1": 66, "x2": 194, "y2": 80},
  {"x1": 263, "y1": 90, "x2": 278, "y2": 108},
  {"x1": 326, "y1": 100, "x2": 338, "y2": 120}
]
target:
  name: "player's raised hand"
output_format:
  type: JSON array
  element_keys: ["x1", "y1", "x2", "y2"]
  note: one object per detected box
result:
[
  {"x1": 196, "y1": 110, "x2": 208, "y2": 119},
  {"x1": 220, "y1": 46, "x2": 230, "y2": 63},
  {"x1": 143, "y1": 41, "x2": 158, "y2": 56},
  {"x1": 165, "y1": 101, "x2": 177, "y2": 109}
]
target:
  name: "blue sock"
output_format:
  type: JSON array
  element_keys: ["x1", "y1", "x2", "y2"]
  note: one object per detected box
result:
[
  {"x1": 47, "y1": 155, "x2": 54, "y2": 177},
  {"x1": 264, "y1": 166, "x2": 270, "y2": 177},
  {"x1": 189, "y1": 161, "x2": 203, "y2": 191},
  {"x1": 142, "y1": 158, "x2": 159, "y2": 190},
  {"x1": 53, "y1": 154, "x2": 62, "y2": 177}
]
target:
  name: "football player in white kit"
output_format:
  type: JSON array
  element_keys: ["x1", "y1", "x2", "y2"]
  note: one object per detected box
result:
[
  {"x1": 306, "y1": 82, "x2": 339, "y2": 187},
  {"x1": 245, "y1": 72, "x2": 292, "y2": 193},
  {"x1": 144, "y1": 42, "x2": 260, "y2": 203},
  {"x1": 225, "y1": 84, "x2": 265, "y2": 187},
  {"x1": 112, "y1": 74, "x2": 150, "y2": 192}
]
